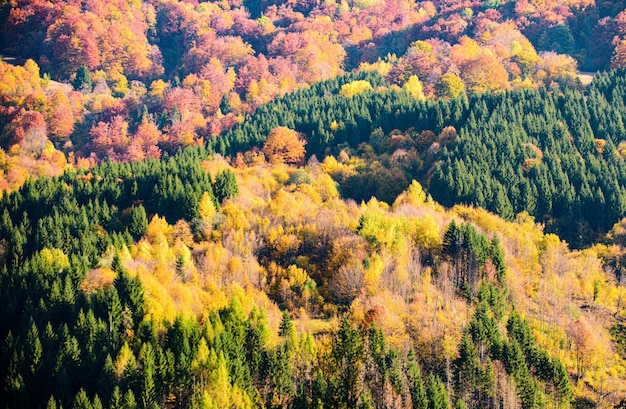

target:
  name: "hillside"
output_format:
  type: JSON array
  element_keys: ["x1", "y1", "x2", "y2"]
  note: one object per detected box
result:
[
  {"x1": 1, "y1": 0, "x2": 625, "y2": 182},
  {"x1": 4, "y1": 1, "x2": 626, "y2": 408},
  {"x1": 2, "y1": 152, "x2": 626, "y2": 408},
  {"x1": 208, "y1": 69, "x2": 626, "y2": 248}
]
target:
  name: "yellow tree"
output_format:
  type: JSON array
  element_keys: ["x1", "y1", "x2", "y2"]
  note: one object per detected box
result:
[
  {"x1": 461, "y1": 54, "x2": 509, "y2": 94},
  {"x1": 339, "y1": 80, "x2": 373, "y2": 97},
  {"x1": 403, "y1": 75, "x2": 425, "y2": 99},
  {"x1": 262, "y1": 127, "x2": 306, "y2": 165},
  {"x1": 434, "y1": 72, "x2": 465, "y2": 99}
]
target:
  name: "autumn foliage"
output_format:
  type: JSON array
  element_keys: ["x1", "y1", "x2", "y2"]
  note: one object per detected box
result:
[
  {"x1": 3, "y1": 146, "x2": 626, "y2": 407},
  {"x1": 0, "y1": 0, "x2": 612, "y2": 190},
  {"x1": 4, "y1": 1, "x2": 626, "y2": 406},
  {"x1": 262, "y1": 126, "x2": 306, "y2": 165}
]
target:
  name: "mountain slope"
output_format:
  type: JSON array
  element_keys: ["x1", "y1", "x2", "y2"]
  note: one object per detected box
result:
[{"x1": 1, "y1": 152, "x2": 625, "y2": 407}]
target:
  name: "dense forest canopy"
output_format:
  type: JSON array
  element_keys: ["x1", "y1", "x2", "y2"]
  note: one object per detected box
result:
[
  {"x1": 4, "y1": 1, "x2": 626, "y2": 408},
  {"x1": 0, "y1": 149, "x2": 603, "y2": 409},
  {"x1": 0, "y1": 0, "x2": 623, "y2": 174},
  {"x1": 209, "y1": 69, "x2": 626, "y2": 248}
]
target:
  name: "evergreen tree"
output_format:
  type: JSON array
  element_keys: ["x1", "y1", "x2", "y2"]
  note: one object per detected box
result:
[
  {"x1": 46, "y1": 396, "x2": 58, "y2": 409},
  {"x1": 278, "y1": 310, "x2": 296, "y2": 352},
  {"x1": 426, "y1": 374, "x2": 448, "y2": 409},
  {"x1": 92, "y1": 395, "x2": 103, "y2": 409},
  {"x1": 128, "y1": 205, "x2": 148, "y2": 240},
  {"x1": 113, "y1": 258, "x2": 145, "y2": 327},
  {"x1": 213, "y1": 170, "x2": 239, "y2": 203},
  {"x1": 333, "y1": 318, "x2": 363, "y2": 408},
  {"x1": 552, "y1": 358, "x2": 572, "y2": 406},
  {"x1": 266, "y1": 345, "x2": 294, "y2": 409},
  {"x1": 220, "y1": 93, "x2": 231, "y2": 115},
  {"x1": 503, "y1": 340, "x2": 525, "y2": 376},
  {"x1": 139, "y1": 343, "x2": 157, "y2": 409},
  {"x1": 516, "y1": 367, "x2": 543, "y2": 409},
  {"x1": 406, "y1": 349, "x2": 428, "y2": 409},
  {"x1": 73, "y1": 389, "x2": 92, "y2": 409},
  {"x1": 490, "y1": 237, "x2": 506, "y2": 281},
  {"x1": 124, "y1": 390, "x2": 138, "y2": 409},
  {"x1": 454, "y1": 399, "x2": 466, "y2": 409},
  {"x1": 73, "y1": 65, "x2": 92, "y2": 92}
]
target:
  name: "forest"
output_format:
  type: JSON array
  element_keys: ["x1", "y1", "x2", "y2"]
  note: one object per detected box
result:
[
  {"x1": 211, "y1": 69, "x2": 626, "y2": 248},
  {"x1": 3, "y1": 0, "x2": 626, "y2": 408},
  {"x1": 0, "y1": 150, "x2": 593, "y2": 408}
]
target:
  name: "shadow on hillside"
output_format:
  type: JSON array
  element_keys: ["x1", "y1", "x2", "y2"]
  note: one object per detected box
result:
[
  {"x1": 341, "y1": 9, "x2": 472, "y2": 71},
  {"x1": 343, "y1": 23, "x2": 424, "y2": 71}
]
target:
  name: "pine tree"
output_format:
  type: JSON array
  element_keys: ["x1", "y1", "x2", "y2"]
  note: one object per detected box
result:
[
  {"x1": 175, "y1": 254, "x2": 186, "y2": 282},
  {"x1": 454, "y1": 399, "x2": 466, "y2": 409},
  {"x1": 552, "y1": 358, "x2": 572, "y2": 406},
  {"x1": 129, "y1": 205, "x2": 148, "y2": 240},
  {"x1": 503, "y1": 340, "x2": 525, "y2": 376},
  {"x1": 516, "y1": 366, "x2": 543, "y2": 409},
  {"x1": 124, "y1": 390, "x2": 137, "y2": 409},
  {"x1": 220, "y1": 93, "x2": 231, "y2": 115},
  {"x1": 113, "y1": 260, "x2": 145, "y2": 327},
  {"x1": 73, "y1": 65, "x2": 92, "y2": 92},
  {"x1": 139, "y1": 343, "x2": 157, "y2": 409},
  {"x1": 490, "y1": 237, "x2": 506, "y2": 281},
  {"x1": 278, "y1": 311, "x2": 296, "y2": 340},
  {"x1": 46, "y1": 396, "x2": 58, "y2": 409},
  {"x1": 455, "y1": 333, "x2": 482, "y2": 403},
  {"x1": 213, "y1": 171, "x2": 239, "y2": 203},
  {"x1": 406, "y1": 349, "x2": 428, "y2": 409},
  {"x1": 92, "y1": 395, "x2": 103, "y2": 409},
  {"x1": 426, "y1": 373, "x2": 449, "y2": 409},
  {"x1": 334, "y1": 318, "x2": 363, "y2": 408},
  {"x1": 73, "y1": 389, "x2": 92, "y2": 409},
  {"x1": 267, "y1": 345, "x2": 294, "y2": 409},
  {"x1": 107, "y1": 288, "x2": 123, "y2": 342},
  {"x1": 26, "y1": 321, "x2": 42, "y2": 375}
]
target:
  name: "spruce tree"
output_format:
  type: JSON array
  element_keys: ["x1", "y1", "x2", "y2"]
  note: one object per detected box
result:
[
  {"x1": 129, "y1": 205, "x2": 148, "y2": 240},
  {"x1": 73, "y1": 65, "x2": 92, "y2": 92},
  {"x1": 426, "y1": 374, "x2": 449, "y2": 409},
  {"x1": 552, "y1": 358, "x2": 572, "y2": 406},
  {"x1": 406, "y1": 349, "x2": 428, "y2": 409},
  {"x1": 140, "y1": 342, "x2": 157, "y2": 409},
  {"x1": 213, "y1": 170, "x2": 239, "y2": 203}
]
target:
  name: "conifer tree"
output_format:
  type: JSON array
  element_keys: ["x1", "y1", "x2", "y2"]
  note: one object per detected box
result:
[
  {"x1": 213, "y1": 170, "x2": 239, "y2": 203},
  {"x1": 73, "y1": 65, "x2": 92, "y2": 92},
  {"x1": 406, "y1": 349, "x2": 428, "y2": 409},
  {"x1": 129, "y1": 205, "x2": 148, "y2": 240},
  {"x1": 552, "y1": 358, "x2": 572, "y2": 406},
  {"x1": 139, "y1": 343, "x2": 157, "y2": 409},
  {"x1": 426, "y1": 374, "x2": 449, "y2": 409},
  {"x1": 334, "y1": 318, "x2": 363, "y2": 408}
]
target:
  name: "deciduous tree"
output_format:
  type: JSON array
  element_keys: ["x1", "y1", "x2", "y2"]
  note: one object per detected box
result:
[{"x1": 262, "y1": 127, "x2": 306, "y2": 165}]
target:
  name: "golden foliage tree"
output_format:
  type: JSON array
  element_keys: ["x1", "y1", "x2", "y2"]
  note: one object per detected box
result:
[
  {"x1": 262, "y1": 127, "x2": 306, "y2": 165},
  {"x1": 403, "y1": 75, "x2": 425, "y2": 99},
  {"x1": 461, "y1": 54, "x2": 509, "y2": 94},
  {"x1": 339, "y1": 80, "x2": 373, "y2": 97},
  {"x1": 434, "y1": 72, "x2": 465, "y2": 99}
]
